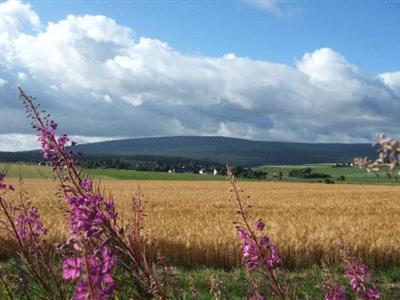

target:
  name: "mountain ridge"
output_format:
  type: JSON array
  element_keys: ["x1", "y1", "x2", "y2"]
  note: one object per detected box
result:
[
  {"x1": 1, "y1": 136, "x2": 377, "y2": 166},
  {"x1": 72, "y1": 135, "x2": 376, "y2": 166}
]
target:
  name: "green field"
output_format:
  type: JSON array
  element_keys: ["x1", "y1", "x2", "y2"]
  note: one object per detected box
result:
[
  {"x1": 257, "y1": 164, "x2": 400, "y2": 184},
  {"x1": 1, "y1": 260, "x2": 399, "y2": 299},
  {"x1": 176, "y1": 266, "x2": 400, "y2": 299},
  {"x1": 0, "y1": 163, "x2": 226, "y2": 181},
  {"x1": 1, "y1": 162, "x2": 399, "y2": 184}
]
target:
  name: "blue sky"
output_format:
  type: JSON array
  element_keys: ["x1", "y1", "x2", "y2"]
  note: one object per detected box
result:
[
  {"x1": 0, "y1": 0, "x2": 399, "y2": 150},
  {"x1": 29, "y1": 0, "x2": 400, "y2": 73}
]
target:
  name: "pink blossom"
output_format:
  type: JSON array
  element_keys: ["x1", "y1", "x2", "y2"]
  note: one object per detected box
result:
[
  {"x1": 67, "y1": 246, "x2": 116, "y2": 300},
  {"x1": 80, "y1": 179, "x2": 92, "y2": 191},
  {"x1": 19, "y1": 88, "x2": 116, "y2": 299},
  {"x1": 14, "y1": 207, "x2": 47, "y2": 247},
  {"x1": 62, "y1": 258, "x2": 83, "y2": 280},
  {"x1": 341, "y1": 247, "x2": 380, "y2": 299},
  {"x1": 255, "y1": 219, "x2": 265, "y2": 231},
  {"x1": 324, "y1": 285, "x2": 347, "y2": 300},
  {"x1": 105, "y1": 198, "x2": 117, "y2": 220}
]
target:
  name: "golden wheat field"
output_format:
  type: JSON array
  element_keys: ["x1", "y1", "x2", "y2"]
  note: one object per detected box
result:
[{"x1": 2, "y1": 178, "x2": 400, "y2": 269}]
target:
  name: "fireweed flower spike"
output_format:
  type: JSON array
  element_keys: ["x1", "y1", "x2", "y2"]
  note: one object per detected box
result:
[
  {"x1": 341, "y1": 247, "x2": 380, "y2": 299},
  {"x1": 67, "y1": 246, "x2": 116, "y2": 300},
  {"x1": 227, "y1": 166, "x2": 287, "y2": 300},
  {"x1": 20, "y1": 89, "x2": 171, "y2": 299},
  {"x1": 19, "y1": 88, "x2": 117, "y2": 299}
]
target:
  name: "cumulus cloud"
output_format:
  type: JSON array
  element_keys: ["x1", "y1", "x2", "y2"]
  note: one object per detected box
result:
[
  {"x1": 379, "y1": 71, "x2": 400, "y2": 96},
  {"x1": 0, "y1": 0, "x2": 399, "y2": 151}
]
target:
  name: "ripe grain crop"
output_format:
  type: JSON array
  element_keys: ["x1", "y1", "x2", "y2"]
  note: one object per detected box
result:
[{"x1": 2, "y1": 178, "x2": 400, "y2": 269}]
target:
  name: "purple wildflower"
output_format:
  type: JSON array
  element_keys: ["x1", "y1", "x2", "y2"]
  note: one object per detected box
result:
[
  {"x1": 105, "y1": 197, "x2": 117, "y2": 220},
  {"x1": 228, "y1": 165, "x2": 286, "y2": 299},
  {"x1": 14, "y1": 207, "x2": 47, "y2": 247},
  {"x1": 341, "y1": 247, "x2": 380, "y2": 299},
  {"x1": 66, "y1": 192, "x2": 106, "y2": 244},
  {"x1": 259, "y1": 236, "x2": 269, "y2": 246},
  {"x1": 237, "y1": 225, "x2": 280, "y2": 271},
  {"x1": 19, "y1": 89, "x2": 116, "y2": 298},
  {"x1": 50, "y1": 120, "x2": 57, "y2": 130},
  {"x1": 0, "y1": 172, "x2": 6, "y2": 190},
  {"x1": 65, "y1": 246, "x2": 116, "y2": 300},
  {"x1": 80, "y1": 179, "x2": 92, "y2": 191},
  {"x1": 263, "y1": 244, "x2": 280, "y2": 269},
  {"x1": 239, "y1": 233, "x2": 260, "y2": 269},
  {"x1": 255, "y1": 219, "x2": 265, "y2": 231},
  {"x1": 322, "y1": 263, "x2": 348, "y2": 300},
  {"x1": 0, "y1": 172, "x2": 13, "y2": 190},
  {"x1": 324, "y1": 284, "x2": 347, "y2": 300},
  {"x1": 57, "y1": 134, "x2": 70, "y2": 151},
  {"x1": 62, "y1": 258, "x2": 83, "y2": 280}
]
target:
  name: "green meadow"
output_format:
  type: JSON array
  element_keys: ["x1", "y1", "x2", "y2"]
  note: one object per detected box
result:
[{"x1": 2, "y1": 162, "x2": 399, "y2": 184}]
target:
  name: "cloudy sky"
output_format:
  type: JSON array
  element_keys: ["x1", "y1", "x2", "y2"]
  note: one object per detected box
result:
[{"x1": 0, "y1": 0, "x2": 399, "y2": 151}]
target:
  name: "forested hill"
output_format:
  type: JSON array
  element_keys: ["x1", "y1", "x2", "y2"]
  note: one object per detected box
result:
[
  {"x1": 73, "y1": 136, "x2": 376, "y2": 166},
  {"x1": 1, "y1": 136, "x2": 377, "y2": 167}
]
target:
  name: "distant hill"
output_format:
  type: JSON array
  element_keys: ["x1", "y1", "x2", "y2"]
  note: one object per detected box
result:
[
  {"x1": 70, "y1": 136, "x2": 377, "y2": 166},
  {"x1": 0, "y1": 136, "x2": 378, "y2": 167}
]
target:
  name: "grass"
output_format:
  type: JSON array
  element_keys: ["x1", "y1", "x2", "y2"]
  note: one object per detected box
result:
[
  {"x1": 0, "y1": 163, "x2": 54, "y2": 179},
  {"x1": 0, "y1": 163, "x2": 227, "y2": 181},
  {"x1": 1, "y1": 259, "x2": 399, "y2": 299},
  {"x1": 2, "y1": 162, "x2": 400, "y2": 184},
  {"x1": 175, "y1": 265, "x2": 400, "y2": 299},
  {"x1": 257, "y1": 163, "x2": 400, "y2": 184},
  {"x1": 87, "y1": 167, "x2": 227, "y2": 181}
]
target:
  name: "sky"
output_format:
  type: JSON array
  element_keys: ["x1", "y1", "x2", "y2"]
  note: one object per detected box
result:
[{"x1": 0, "y1": 0, "x2": 399, "y2": 151}]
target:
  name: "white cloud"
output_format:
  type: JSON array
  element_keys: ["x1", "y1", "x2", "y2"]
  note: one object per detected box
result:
[
  {"x1": 0, "y1": 78, "x2": 8, "y2": 86},
  {"x1": 223, "y1": 53, "x2": 236, "y2": 60},
  {"x1": 0, "y1": 0, "x2": 39, "y2": 27},
  {"x1": 0, "y1": 133, "x2": 125, "y2": 151},
  {"x1": 121, "y1": 94, "x2": 143, "y2": 107},
  {"x1": 244, "y1": 0, "x2": 284, "y2": 15},
  {"x1": 103, "y1": 94, "x2": 113, "y2": 103},
  {"x1": 0, "y1": 134, "x2": 38, "y2": 151},
  {"x1": 297, "y1": 48, "x2": 359, "y2": 83},
  {"x1": 216, "y1": 122, "x2": 257, "y2": 139},
  {"x1": 379, "y1": 71, "x2": 400, "y2": 95},
  {"x1": 0, "y1": 0, "x2": 40, "y2": 67},
  {"x1": 17, "y1": 72, "x2": 27, "y2": 80},
  {"x1": 91, "y1": 92, "x2": 113, "y2": 103},
  {"x1": 0, "y1": 0, "x2": 399, "y2": 151}
]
